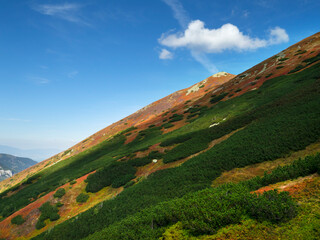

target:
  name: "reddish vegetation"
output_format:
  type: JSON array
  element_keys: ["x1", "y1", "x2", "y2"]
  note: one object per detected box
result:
[{"x1": 253, "y1": 174, "x2": 318, "y2": 196}]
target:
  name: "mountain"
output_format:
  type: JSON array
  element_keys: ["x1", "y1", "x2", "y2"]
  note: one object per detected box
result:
[
  {"x1": 0, "y1": 32, "x2": 319, "y2": 240},
  {"x1": 0, "y1": 145, "x2": 62, "y2": 162},
  {"x1": 0, "y1": 154, "x2": 37, "y2": 181}
]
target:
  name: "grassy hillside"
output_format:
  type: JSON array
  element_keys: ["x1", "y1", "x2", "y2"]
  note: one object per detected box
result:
[
  {"x1": 0, "y1": 34, "x2": 319, "y2": 239},
  {"x1": 28, "y1": 59, "x2": 320, "y2": 239}
]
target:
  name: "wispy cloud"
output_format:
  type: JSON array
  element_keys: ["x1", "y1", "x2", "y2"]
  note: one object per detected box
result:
[
  {"x1": 159, "y1": 49, "x2": 173, "y2": 59},
  {"x1": 162, "y1": 0, "x2": 190, "y2": 28},
  {"x1": 0, "y1": 117, "x2": 31, "y2": 122},
  {"x1": 29, "y1": 77, "x2": 50, "y2": 84},
  {"x1": 33, "y1": 3, "x2": 89, "y2": 25}
]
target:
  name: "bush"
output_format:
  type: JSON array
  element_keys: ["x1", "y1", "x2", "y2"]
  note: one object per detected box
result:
[
  {"x1": 55, "y1": 202, "x2": 64, "y2": 208},
  {"x1": 124, "y1": 181, "x2": 135, "y2": 188},
  {"x1": 36, "y1": 202, "x2": 60, "y2": 229},
  {"x1": 53, "y1": 188, "x2": 66, "y2": 198},
  {"x1": 168, "y1": 114, "x2": 184, "y2": 123},
  {"x1": 86, "y1": 162, "x2": 136, "y2": 193},
  {"x1": 11, "y1": 215, "x2": 25, "y2": 225},
  {"x1": 161, "y1": 123, "x2": 174, "y2": 129},
  {"x1": 111, "y1": 174, "x2": 135, "y2": 188},
  {"x1": 248, "y1": 190, "x2": 297, "y2": 223},
  {"x1": 76, "y1": 193, "x2": 89, "y2": 203},
  {"x1": 129, "y1": 157, "x2": 151, "y2": 167},
  {"x1": 265, "y1": 73, "x2": 273, "y2": 78},
  {"x1": 70, "y1": 180, "x2": 77, "y2": 185},
  {"x1": 210, "y1": 93, "x2": 228, "y2": 104},
  {"x1": 36, "y1": 220, "x2": 46, "y2": 230}
]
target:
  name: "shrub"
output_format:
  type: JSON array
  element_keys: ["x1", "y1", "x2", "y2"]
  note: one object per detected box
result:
[
  {"x1": 168, "y1": 114, "x2": 184, "y2": 123},
  {"x1": 248, "y1": 190, "x2": 297, "y2": 223},
  {"x1": 55, "y1": 202, "x2": 64, "y2": 208},
  {"x1": 278, "y1": 57, "x2": 289, "y2": 61},
  {"x1": 11, "y1": 215, "x2": 25, "y2": 225},
  {"x1": 36, "y1": 202, "x2": 60, "y2": 229},
  {"x1": 86, "y1": 162, "x2": 136, "y2": 193},
  {"x1": 265, "y1": 73, "x2": 273, "y2": 78},
  {"x1": 53, "y1": 188, "x2": 66, "y2": 198},
  {"x1": 76, "y1": 193, "x2": 89, "y2": 203},
  {"x1": 161, "y1": 123, "x2": 174, "y2": 129},
  {"x1": 210, "y1": 93, "x2": 228, "y2": 104},
  {"x1": 289, "y1": 64, "x2": 304, "y2": 74},
  {"x1": 70, "y1": 180, "x2": 77, "y2": 185},
  {"x1": 129, "y1": 157, "x2": 151, "y2": 167},
  {"x1": 124, "y1": 181, "x2": 135, "y2": 189}
]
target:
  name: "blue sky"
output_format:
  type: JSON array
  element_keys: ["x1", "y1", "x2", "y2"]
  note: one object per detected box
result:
[{"x1": 0, "y1": 0, "x2": 319, "y2": 154}]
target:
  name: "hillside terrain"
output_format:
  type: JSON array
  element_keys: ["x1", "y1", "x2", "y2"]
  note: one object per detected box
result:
[
  {"x1": 0, "y1": 32, "x2": 320, "y2": 240},
  {"x1": 0, "y1": 154, "x2": 36, "y2": 181}
]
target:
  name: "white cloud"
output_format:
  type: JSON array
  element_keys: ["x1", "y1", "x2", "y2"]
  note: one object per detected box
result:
[
  {"x1": 162, "y1": 0, "x2": 190, "y2": 28},
  {"x1": 33, "y1": 3, "x2": 88, "y2": 25},
  {"x1": 268, "y1": 26, "x2": 289, "y2": 44},
  {"x1": 159, "y1": 20, "x2": 289, "y2": 54},
  {"x1": 30, "y1": 77, "x2": 50, "y2": 84},
  {"x1": 160, "y1": 0, "x2": 289, "y2": 73},
  {"x1": 159, "y1": 49, "x2": 173, "y2": 59}
]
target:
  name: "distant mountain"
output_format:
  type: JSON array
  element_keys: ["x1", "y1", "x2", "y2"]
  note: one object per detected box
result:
[
  {"x1": 0, "y1": 145, "x2": 62, "y2": 162},
  {"x1": 0, "y1": 154, "x2": 37, "y2": 181}
]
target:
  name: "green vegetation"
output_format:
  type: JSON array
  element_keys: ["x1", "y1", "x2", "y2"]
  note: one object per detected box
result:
[
  {"x1": 76, "y1": 193, "x2": 89, "y2": 203},
  {"x1": 276, "y1": 65, "x2": 284, "y2": 69},
  {"x1": 235, "y1": 88, "x2": 242, "y2": 93},
  {"x1": 31, "y1": 63, "x2": 320, "y2": 240},
  {"x1": 53, "y1": 188, "x2": 66, "y2": 198},
  {"x1": 36, "y1": 202, "x2": 60, "y2": 229},
  {"x1": 161, "y1": 123, "x2": 174, "y2": 129},
  {"x1": 265, "y1": 73, "x2": 273, "y2": 78},
  {"x1": 11, "y1": 215, "x2": 25, "y2": 225},
  {"x1": 69, "y1": 180, "x2": 77, "y2": 185},
  {"x1": 55, "y1": 202, "x2": 64, "y2": 208},
  {"x1": 278, "y1": 57, "x2": 289, "y2": 61},
  {"x1": 168, "y1": 114, "x2": 184, "y2": 123},
  {"x1": 86, "y1": 162, "x2": 136, "y2": 192},
  {"x1": 289, "y1": 64, "x2": 305, "y2": 74},
  {"x1": 289, "y1": 53, "x2": 320, "y2": 74},
  {"x1": 210, "y1": 93, "x2": 228, "y2": 104},
  {"x1": 294, "y1": 49, "x2": 307, "y2": 56},
  {"x1": 83, "y1": 154, "x2": 320, "y2": 240},
  {"x1": 130, "y1": 126, "x2": 162, "y2": 144},
  {"x1": 121, "y1": 126, "x2": 137, "y2": 135}
]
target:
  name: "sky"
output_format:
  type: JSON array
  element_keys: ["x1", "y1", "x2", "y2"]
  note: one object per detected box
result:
[{"x1": 0, "y1": 0, "x2": 319, "y2": 156}]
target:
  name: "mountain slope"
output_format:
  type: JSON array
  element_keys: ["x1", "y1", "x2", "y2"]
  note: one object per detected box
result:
[
  {"x1": 0, "y1": 154, "x2": 36, "y2": 181},
  {"x1": 0, "y1": 72, "x2": 234, "y2": 194},
  {"x1": 0, "y1": 32, "x2": 320, "y2": 240}
]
